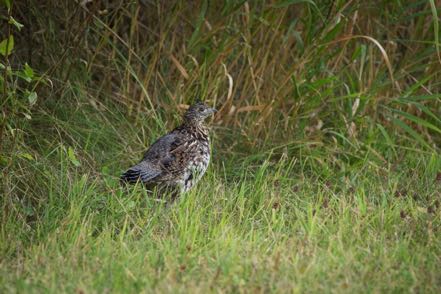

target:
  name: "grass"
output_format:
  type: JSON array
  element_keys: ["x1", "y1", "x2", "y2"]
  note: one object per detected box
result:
[
  {"x1": 1, "y1": 134, "x2": 440, "y2": 292},
  {"x1": 1, "y1": 95, "x2": 440, "y2": 292},
  {"x1": 1, "y1": 0, "x2": 441, "y2": 292}
]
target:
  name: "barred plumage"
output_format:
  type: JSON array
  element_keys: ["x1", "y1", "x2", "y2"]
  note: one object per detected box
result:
[{"x1": 120, "y1": 102, "x2": 216, "y2": 200}]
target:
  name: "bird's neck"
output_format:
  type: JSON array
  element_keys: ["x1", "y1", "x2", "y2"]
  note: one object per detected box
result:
[
  {"x1": 181, "y1": 121, "x2": 209, "y2": 138},
  {"x1": 183, "y1": 119, "x2": 203, "y2": 128}
]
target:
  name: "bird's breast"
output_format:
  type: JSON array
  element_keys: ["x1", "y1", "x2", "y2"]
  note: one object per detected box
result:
[{"x1": 181, "y1": 139, "x2": 210, "y2": 192}]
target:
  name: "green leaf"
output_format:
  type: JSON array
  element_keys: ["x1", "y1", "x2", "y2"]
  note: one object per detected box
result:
[
  {"x1": 0, "y1": 154, "x2": 8, "y2": 166},
  {"x1": 9, "y1": 16, "x2": 24, "y2": 31},
  {"x1": 391, "y1": 118, "x2": 433, "y2": 150},
  {"x1": 274, "y1": 0, "x2": 317, "y2": 7},
  {"x1": 23, "y1": 63, "x2": 34, "y2": 82},
  {"x1": 3, "y1": 0, "x2": 11, "y2": 10},
  {"x1": 0, "y1": 35, "x2": 14, "y2": 56},
  {"x1": 27, "y1": 91, "x2": 37, "y2": 106},
  {"x1": 273, "y1": 0, "x2": 324, "y2": 21},
  {"x1": 391, "y1": 108, "x2": 441, "y2": 134},
  {"x1": 428, "y1": 0, "x2": 440, "y2": 66},
  {"x1": 68, "y1": 147, "x2": 81, "y2": 167},
  {"x1": 187, "y1": 0, "x2": 208, "y2": 50},
  {"x1": 19, "y1": 153, "x2": 34, "y2": 160},
  {"x1": 376, "y1": 123, "x2": 395, "y2": 146}
]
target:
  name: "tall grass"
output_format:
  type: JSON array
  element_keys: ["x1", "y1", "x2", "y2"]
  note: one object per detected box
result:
[{"x1": 1, "y1": 0, "x2": 441, "y2": 292}]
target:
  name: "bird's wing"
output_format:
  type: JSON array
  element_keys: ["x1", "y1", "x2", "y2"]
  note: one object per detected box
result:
[
  {"x1": 120, "y1": 133, "x2": 181, "y2": 184},
  {"x1": 121, "y1": 131, "x2": 198, "y2": 184},
  {"x1": 144, "y1": 131, "x2": 198, "y2": 176},
  {"x1": 142, "y1": 132, "x2": 183, "y2": 160},
  {"x1": 120, "y1": 161, "x2": 161, "y2": 184}
]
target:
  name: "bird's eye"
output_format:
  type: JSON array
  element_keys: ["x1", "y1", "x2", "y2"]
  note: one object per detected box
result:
[{"x1": 198, "y1": 106, "x2": 204, "y2": 111}]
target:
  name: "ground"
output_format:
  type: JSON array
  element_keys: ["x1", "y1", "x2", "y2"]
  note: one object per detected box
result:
[{"x1": 1, "y1": 117, "x2": 440, "y2": 292}]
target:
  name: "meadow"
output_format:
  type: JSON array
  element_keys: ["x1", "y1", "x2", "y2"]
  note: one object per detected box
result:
[{"x1": 1, "y1": 1, "x2": 441, "y2": 292}]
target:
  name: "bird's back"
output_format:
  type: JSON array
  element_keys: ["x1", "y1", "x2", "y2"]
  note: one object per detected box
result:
[{"x1": 120, "y1": 123, "x2": 211, "y2": 192}]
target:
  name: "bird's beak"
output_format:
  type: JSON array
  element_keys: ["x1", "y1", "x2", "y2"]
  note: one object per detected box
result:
[{"x1": 209, "y1": 108, "x2": 217, "y2": 114}]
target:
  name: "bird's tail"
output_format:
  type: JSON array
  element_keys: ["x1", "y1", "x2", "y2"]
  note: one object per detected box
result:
[{"x1": 120, "y1": 162, "x2": 160, "y2": 185}]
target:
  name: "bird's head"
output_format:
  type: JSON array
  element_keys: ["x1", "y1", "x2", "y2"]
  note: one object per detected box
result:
[{"x1": 183, "y1": 102, "x2": 217, "y2": 124}]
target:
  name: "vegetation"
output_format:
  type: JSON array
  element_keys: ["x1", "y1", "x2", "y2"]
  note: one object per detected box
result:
[{"x1": 1, "y1": 0, "x2": 440, "y2": 292}]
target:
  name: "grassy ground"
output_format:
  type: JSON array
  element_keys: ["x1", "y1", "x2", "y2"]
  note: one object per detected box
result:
[
  {"x1": 1, "y1": 0, "x2": 441, "y2": 293},
  {"x1": 1, "y1": 98, "x2": 440, "y2": 292}
]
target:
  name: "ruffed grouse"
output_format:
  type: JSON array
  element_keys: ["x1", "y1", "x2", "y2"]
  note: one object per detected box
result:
[{"x1": 120, "y1": 102, "x2": 216, "y2": 199}]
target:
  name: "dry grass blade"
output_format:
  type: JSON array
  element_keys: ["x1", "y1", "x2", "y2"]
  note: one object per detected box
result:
[
  {"x1": 236, "y1": 105, "x2": 266, "y2": 113},
  {"x1": 322, "y1": 35, "x2": 400, "y2": 92},
  {"x1": 218, "y1": 63, "x2": 234, "y2": 115},
  {"x1": 169, "y1": 54, "x2": 189, "y2": 80}
]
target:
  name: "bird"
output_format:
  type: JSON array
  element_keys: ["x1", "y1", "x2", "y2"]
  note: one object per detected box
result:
[{"x1": 120, "y1": 101, "x2": 216, "y2": 201}]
